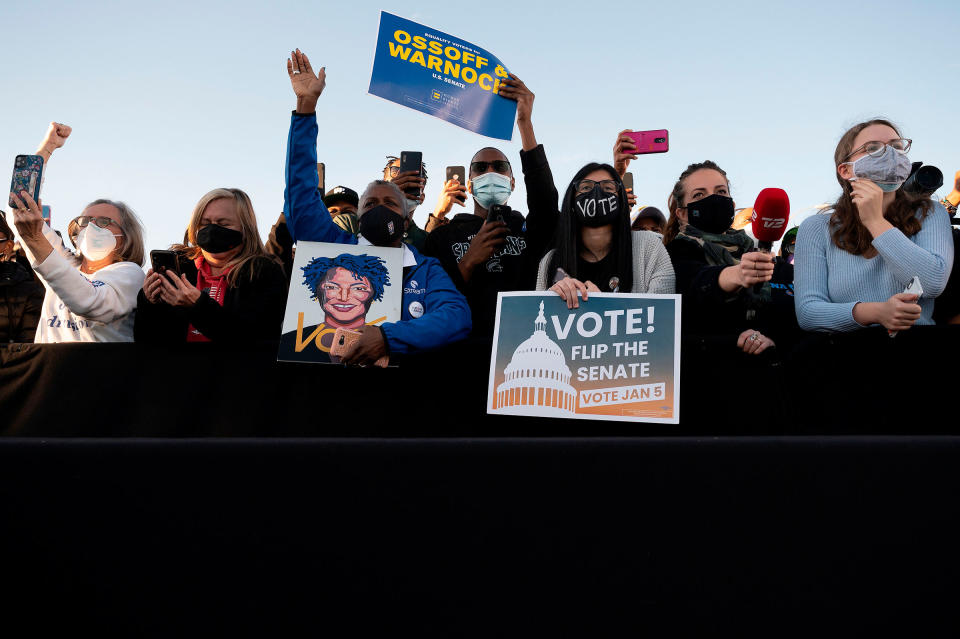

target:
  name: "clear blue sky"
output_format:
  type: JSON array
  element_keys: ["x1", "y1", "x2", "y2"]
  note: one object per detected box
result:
[{"x1": 2, "y1": 0, "x2": 957, "y2": 256}]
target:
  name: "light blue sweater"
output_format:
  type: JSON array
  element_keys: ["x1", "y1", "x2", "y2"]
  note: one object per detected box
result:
[{"x1": 794, "y1": 202, "x2": 954, "y2": 332}]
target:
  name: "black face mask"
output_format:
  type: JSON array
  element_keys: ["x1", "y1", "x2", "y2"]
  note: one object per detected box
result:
[
  {"x1": 196, "y1": 224, "x2": 243, "y2": 253},
  {"x1": 685, "y1": 194, "x2": 735, "y2": 234},
  {"x1": 573, "y1": 186, "x2": 621, "y2": 228},
  {"x1": 359, "y1": 205, "x2": 406, "y2": 246}
]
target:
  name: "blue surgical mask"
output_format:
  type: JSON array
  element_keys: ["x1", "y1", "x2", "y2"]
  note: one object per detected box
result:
[
  {"x1": 471, "y1": 172, "x2": 512, "y2": 209},
  {"x1": 845, "y1": 145, "x2": 912, "y2": 192}
]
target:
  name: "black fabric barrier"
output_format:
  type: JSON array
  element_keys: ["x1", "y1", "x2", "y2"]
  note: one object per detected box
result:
[
  {"x1": 3, "y1": 325, "x2": 960, "y2": 436},
  {"x1": 1, "y1": 437, "x2": 959, "y2": 634}
]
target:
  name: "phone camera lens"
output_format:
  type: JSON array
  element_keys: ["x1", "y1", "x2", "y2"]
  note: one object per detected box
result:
[{"x1": 655, "y1": 137, "x2": 665, "y2": 143}]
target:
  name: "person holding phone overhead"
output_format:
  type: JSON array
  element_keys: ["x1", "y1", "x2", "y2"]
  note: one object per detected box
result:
[
  {"x1": 135, "y1": 188, "x2": 287, "y2": 343},
  {"x1": 9, "y1": 123, "x2": 146, "y2": 343},
  {"x1": 535, "y1": 163, "x2": 674, "y2": 307},
  {"x1": 795, "y1": 119, "x2": 952, "y2": 332},
  {"x1": 382, "y1": 155, "x2": 429, "y2": 251},
  {"x1": 281, "y1": 49, "x2": 471, "y2": 365},
  {"x1": 422, "y1": 70, "x2": 559, "y2": 338}
]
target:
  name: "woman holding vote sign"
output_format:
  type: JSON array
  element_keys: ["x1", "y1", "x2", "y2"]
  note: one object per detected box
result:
[
  {"x1": 535, "y1": 163, "x2": 674, "y2": 307},
  {"x1": 795, "y1": 119, "x2": 952, "y2": 333}
]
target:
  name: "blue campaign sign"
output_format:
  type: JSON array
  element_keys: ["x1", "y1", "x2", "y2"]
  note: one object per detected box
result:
[{"x1": 368, "y1": 11, "x2": 517, "y2": 141}]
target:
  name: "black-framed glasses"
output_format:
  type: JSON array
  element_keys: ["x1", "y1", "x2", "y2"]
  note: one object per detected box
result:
[
  {"x1": 575, "y1": 179, "x2": 619, "y2": 195},
  {"x1": 72, "y1": 215, "x2": 120, "y2": 230},
  {"x1": 470, "y1": 160, "x2": 511, "y2": 174},
  {"x1": 844, "y1": 138, "x2": 912, "y2": 161}
]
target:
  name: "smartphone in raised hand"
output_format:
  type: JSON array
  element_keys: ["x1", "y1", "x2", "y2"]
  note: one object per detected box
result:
[
  {"x1": 623, "y1": 172, "x2": 634, "y2": 192},
  {"x1": 623, "y1": 130, "x2": 669, "y2": 155},
  {"x1": 446, "y1": 165, "x2": 466, "y2": 203},
  {"x1": 317, "y1": 162, "x2": 326, "y2": 194},
  {"x1": 400, "y1": 152, "x2": 423, "y2": 198},
  {"x1": 9, "y1": 155, "x2": 44, "y2": 208}
]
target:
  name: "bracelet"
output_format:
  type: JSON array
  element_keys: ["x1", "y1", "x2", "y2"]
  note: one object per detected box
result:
[{"x1": 428, "y1": 214, "x2": 449, "y2": 225}]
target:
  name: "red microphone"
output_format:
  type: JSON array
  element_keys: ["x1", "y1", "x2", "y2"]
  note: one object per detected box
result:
[{"x1": 751, "y1": 188, "x2": 790, "y2": 253}]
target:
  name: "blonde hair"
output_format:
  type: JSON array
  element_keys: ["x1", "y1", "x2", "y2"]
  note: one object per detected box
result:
[
  {"x1": 175, "y1": 188, "x2": 271, "y2": 285},
  {"x1": 69, "y1": 199, "x2": 146, "y2": 266}
]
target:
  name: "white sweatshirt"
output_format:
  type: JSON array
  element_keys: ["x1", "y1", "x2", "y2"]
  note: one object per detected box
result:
[{"x1": 16, "y1": 222, "x2": 145, "y2": 343}]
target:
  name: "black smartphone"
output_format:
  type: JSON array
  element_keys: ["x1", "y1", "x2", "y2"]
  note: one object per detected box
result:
[
  {"x1": 623, "y1": 172, "x2": 634, "y2": 192},
  {"x1": 150, "y1": 250, "x2": 181, "y2": 276},
  {"x1": 488, "y1": 204, "x2": 509, "y2": 224},
  {"x1": 399, "y1": 151, "x2": 423, "y2": 197},
  {"x1": 9, "y1": 155, "x2": 44, "y2": 208},
  {"x1": 317, "y1": 162, "x2": 325, "y2": 194},
  {"x1": 446, "y1": 165, "x2": 466, "y2": 203}
]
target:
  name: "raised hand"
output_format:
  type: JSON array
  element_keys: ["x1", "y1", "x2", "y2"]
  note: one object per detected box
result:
[
  {"x1": 498, "y1": 74, "x2": 534, "y2": 123},
  {"x1": 287, "y1": 48, "x2": 326, "y2": 112},
  {"x1": 499, "y1": 74, "x2": 537, "y2": 151},
  {"x1": 391, "y1": 170, "x2": 426, "y2": 205},
  {"x1": 614, "y1": 130, "x2": 638, "y2": 177}
]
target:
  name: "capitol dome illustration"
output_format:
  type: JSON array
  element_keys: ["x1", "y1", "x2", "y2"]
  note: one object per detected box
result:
[{"x1": 494, "y1": 301, "x2": 576, "y2": 415}]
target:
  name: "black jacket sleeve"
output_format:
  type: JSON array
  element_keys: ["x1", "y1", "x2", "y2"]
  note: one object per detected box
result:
[
  {"x1": 185, "y1": 258, "x2": 288, "y2": 342},
  {"x1": 519, "y1": 144, "x2": 559, "y2": 260}
]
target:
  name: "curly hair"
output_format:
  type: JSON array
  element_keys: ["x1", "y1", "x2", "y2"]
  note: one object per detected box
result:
[{"x1": 301, "y1": 253, "x2": 390, "y2": 302}]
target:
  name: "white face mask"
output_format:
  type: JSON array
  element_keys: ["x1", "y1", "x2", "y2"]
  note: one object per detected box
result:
[{"x1": 76, "y1": 224, "x2": 120, "y2": 261}]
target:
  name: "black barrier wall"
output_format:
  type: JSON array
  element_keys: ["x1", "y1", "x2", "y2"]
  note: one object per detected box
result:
[{"x1": 3, "y1": 325, "x2": 959, "y2": 436}]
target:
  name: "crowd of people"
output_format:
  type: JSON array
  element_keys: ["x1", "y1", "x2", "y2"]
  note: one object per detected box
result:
[{"x1": 2, "y1": 48, "x2": 958, "y2": 366}]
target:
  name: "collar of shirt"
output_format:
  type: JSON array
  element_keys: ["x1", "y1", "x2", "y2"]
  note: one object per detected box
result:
[{"x1": 357, "y1": 236, "x2": 417, "y2": 267}]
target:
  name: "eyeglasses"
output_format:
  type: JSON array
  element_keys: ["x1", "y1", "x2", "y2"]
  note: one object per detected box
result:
[
  {"x1": 72, "y1": 215, "x2": 120, "y2": 230},
  {"x1": 470, "y1": 160, "x2": 511, "y2": 174},
  {"x1": 575, "y1": 179, "x2": 619, "y2": 195},
  {"x1": 384, "y1": 156, "x2": 427, "y2": 179},
  {"x1": 844, "y1": 138, "x2": 912, "y2": 161}
]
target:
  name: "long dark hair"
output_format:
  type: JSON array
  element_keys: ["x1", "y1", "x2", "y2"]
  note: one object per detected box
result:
[
  {"x1": 830, "y1": 118, "x2": 931, "y2": 256},
  {"x1": 549, "y1": 163, "x2": 633, "y2": 292}
]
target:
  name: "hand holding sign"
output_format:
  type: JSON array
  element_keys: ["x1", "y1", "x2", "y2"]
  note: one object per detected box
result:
[
  {"x1": 341, "y1": 325, "x2": 388, "y2": 366},
  {"x1": 550, "y1": 276, "x2": 600, "y2": 310},
  {"x1": 498, "y1": 74, "x2": 534, "y2": 123},
  {"x1": 287, "y1": 48, "x2": 326, "y2": 113}
]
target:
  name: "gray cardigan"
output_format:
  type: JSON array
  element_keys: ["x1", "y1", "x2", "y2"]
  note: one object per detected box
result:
[{"x1": 535, "y1": 230, "x2": 676, "y2": 293}]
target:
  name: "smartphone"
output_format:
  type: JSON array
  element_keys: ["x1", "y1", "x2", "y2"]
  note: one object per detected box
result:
[
  {"x1": 624, "y1": 130, "x2": 669, "y2": 155},
  {"x1": 488, "y1": 204, "x2": 509, "y2": 224},
  {"x1": 446, "y1": 165, "x2": 466, "y2": 203},
  {"x1": 150, "y1": 249, "x2": 181, "y2": 276},
  {"x1": 331, "y1": 327, "x2": 389, "y2": 367},
  {"x1": 400, "y1": 151, "x2": 423, "y2": 197},
  {"x1": 623, "y1": 172, "x2": 634, "y2": 192},
  {"x1": 41, "y1": 205, "x2": 51, "y2": 225},
  {"x1": 9, "y1": 155, "x2": 44, "y2": 208},
  {"x1": 317, "y1": 163, "x2": 325, "y2": 194}
]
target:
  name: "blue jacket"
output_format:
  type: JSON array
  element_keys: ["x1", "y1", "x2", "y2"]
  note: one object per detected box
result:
[{"x1": 283, "y1": 111, "x2": 471, "y2": 354}]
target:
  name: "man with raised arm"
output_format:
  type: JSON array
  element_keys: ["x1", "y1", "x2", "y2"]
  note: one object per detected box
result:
[
  {"x1": 281, "y1": 49, "x2": 471, "y2": 365},
  {"x1": 422, "y1": 73, "x2": 559, "y2": 338}
]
